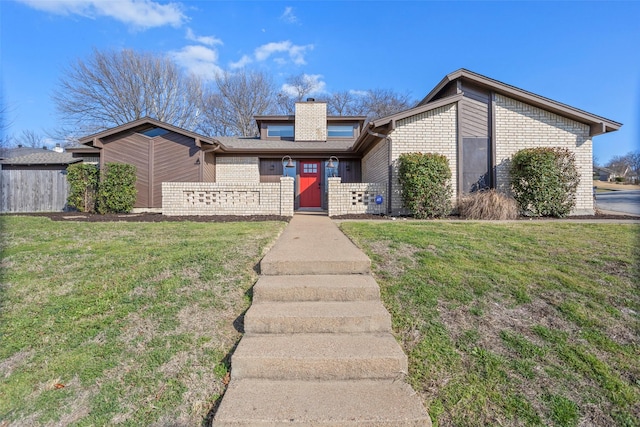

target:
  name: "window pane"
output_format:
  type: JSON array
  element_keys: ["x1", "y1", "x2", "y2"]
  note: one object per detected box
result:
[
  {"x1": 140, "y1": 127, "x2": 169, "y2": 137},
  {"x1": 267, "y1": 125, "x2": 294, "y2": 137},
  {"x1": 327, "y1": 125, "x2": 353, "y2": 137}
]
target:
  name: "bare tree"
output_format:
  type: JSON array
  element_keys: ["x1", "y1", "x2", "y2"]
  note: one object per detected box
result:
[
  {"x1": 53, "y1": 48, "x2": 204, "y2": 134},
  {"x1": 15, "y1": 129, "x2": 46, "y2": 148},
  {"x1": 275, "y1": 74, "x2": 323, "y2": 114},
  {"x1": 0, "y1": 91, "x2": 13, "y2": 148},
  {"x1": 361, "y1": 88, "x2": 413, "y2": 120},
  {"x1": 606, "y1": 154, "x2": 632, "y2": 177},
  {"x1": 327, "y1": 90, "x2": 362, "y2": 116},
  {"x1": 200, "y1": 70, "x2": 275, "y2": 137},
  {"x1": 326, "y1": 88, "x2": 413, "y2": 120}
]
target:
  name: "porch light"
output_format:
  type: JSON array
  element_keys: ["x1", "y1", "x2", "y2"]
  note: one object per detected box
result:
[
  {"x1": 282, "y1": 155, "x2": 295, "y2": 176},
  {"x1": 327, "y1": 156, "x2": 339, "y2": 177}
]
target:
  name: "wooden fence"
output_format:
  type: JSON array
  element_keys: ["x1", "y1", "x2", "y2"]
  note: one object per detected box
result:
[{"x1": 0, "y1": 168, "x2": 70, "y2": 213}]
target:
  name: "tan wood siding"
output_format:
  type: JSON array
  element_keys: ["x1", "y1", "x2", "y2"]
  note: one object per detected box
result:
[
  {"x1": 102, "y1": 132, "x2": 150, "y2": 208},
  {"x1": 461, "y1": 98, "x2": 490, "y2": 137},
  {"x1": 152, "y1": 133, "x2": 200, "y2": 207},
  {"x1": 101, "y1": 130, "x2": 202, "y2": 208},
  {"x1": 203, "y1": 152, "x2": 216, "y2": 182},
  {"x1": 260, "y1": 158, "x2": 284, "y2": 183},
  {"x1": 336, "y1": 160, "x2": 361, "y2": 183}
]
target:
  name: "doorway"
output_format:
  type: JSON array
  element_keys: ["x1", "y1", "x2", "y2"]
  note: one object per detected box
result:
[{"x1": 299, "y1": 161, "x2": 321, "y2": 207}]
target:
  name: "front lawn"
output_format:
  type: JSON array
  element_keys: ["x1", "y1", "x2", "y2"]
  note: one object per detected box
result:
[
  {"x1": 341, "y1": 221, "x2": 639, "y2": 427},
  {"x1": 0, "y1": 216, "x2": 285, "y2": 425}
]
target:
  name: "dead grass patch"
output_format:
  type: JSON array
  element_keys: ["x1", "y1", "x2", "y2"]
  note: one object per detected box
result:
[{"x1": 458, "y1": 189, "x2": 519, "y2": 220}]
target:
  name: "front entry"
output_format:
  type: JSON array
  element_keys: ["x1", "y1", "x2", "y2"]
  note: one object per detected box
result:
[{"x1": 299, "y1": 161, "x2": 321, "y2": 208}]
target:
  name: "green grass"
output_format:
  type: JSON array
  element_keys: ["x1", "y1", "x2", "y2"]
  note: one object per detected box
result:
[
  {"x1": 341, "y1": 221, "x2": 640, "y2": 427},
  {"x1": 0, "y1": 216, "x2": 285, "y2": 426}
]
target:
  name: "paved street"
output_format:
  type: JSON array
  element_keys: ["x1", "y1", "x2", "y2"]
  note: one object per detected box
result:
[{"x1": 595, "y1": 190, "x2": 640, "y2": 216}]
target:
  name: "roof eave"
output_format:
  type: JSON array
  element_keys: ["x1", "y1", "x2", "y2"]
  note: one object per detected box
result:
[{"x1": 419, "y1": 69, "x2": 622, "y2": 136}]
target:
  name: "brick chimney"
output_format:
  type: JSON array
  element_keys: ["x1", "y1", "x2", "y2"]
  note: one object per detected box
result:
[{"x1": 295, "y1": 99, "x2": 327, "y2": 141}]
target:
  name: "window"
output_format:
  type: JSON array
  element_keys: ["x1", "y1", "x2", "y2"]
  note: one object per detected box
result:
[
  {"x1": 267, "y1": 125, "x2": 294, "y2": 138},
  {"x1": 140, "y1": 127, "x2": 169, "y2": 137},
  {"x1": 303, "y1": 163, "x2": 318, "y2": 174},
  {"x1": 327, "y1": 125, "x2": 354, "y2": 138}
]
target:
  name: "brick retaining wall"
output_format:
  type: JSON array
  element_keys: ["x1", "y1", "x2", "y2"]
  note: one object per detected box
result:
[
  {"x1": 328, "y1": 178, "x2": 387, "y2": 216},
  {"x1": 163, "y1": 177, "x2": 294, "y2": 216}
]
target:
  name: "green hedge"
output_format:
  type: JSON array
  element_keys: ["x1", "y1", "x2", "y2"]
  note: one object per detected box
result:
[
  {"x1": 66, "y1": 163, "x2": 99, "y2": 213},
  {"x1": 398, "y1": 152, "x2": 452, "y2": 218},
  {"x1": 510, "y1": 147, "x2": 579, "y2": 217},
  {"x1": 96, "y1": 163, "x2": 137, "y2": 214}
]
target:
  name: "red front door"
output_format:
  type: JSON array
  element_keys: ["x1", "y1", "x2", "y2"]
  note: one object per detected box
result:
[{"x1": 299, "y1": 161, "x2": 321, "y2": 207}]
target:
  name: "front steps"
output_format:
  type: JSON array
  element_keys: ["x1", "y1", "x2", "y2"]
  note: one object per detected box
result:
[{"x1": 213, "y1": 214, "x2": 431, "y2": 426}]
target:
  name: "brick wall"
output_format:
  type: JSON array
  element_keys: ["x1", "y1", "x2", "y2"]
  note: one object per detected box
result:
[
  {"x1": 162, "y1": 177, "x2": 294, "y2": 216},
  {"x1": 389, "y1": 103, "x2": 458, "y2": 214},
  {"x1": 215, "y1": 156, "x2": 260, "y2": 183},
  {"x1": 327, "y1": 178, "x2": 387, "y2": 216},
  {"x1": 295, "y1": 102, "x2": 327, "y2": 141},
  {"x1": 362, "y1": 138, "x2": 389, "y2": 184},
  {"x1": 494, "y1": 94, "x2": 594, "y2": 214}
]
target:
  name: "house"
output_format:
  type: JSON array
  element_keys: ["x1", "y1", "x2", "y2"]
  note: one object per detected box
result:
[
  {"x1": 593, "y1": 166, "x2": 618, "y2": 182},
  {"x1": 71, "y1": 69, "x2": 622, "y2": 216},
  {"x1": 0, "y1": 146, "x2": 81, "y2": 212}
]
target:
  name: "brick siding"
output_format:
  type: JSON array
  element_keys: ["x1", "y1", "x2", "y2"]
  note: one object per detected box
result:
[
  {"x1": 388, "y1": 103, "x2": 458, "y2": 214},
  {"x1": 295, "y1": 102, "x2": 327, "y2": 141},
  {"x1": 362, "y1": 139, "x2": 389, "y2": 184},
  {"x1": 327, "y1": 177, "x2": 387, "y2": 216},
  {"x1": 494, "y1": 94, "x2": 594, "y2": 214},
  {"x1": 162, "y1": 177, "x2": 294, "y2": 216},
  {"x1": 215, "y1": 156, "x2": 260, "y2": 183}
]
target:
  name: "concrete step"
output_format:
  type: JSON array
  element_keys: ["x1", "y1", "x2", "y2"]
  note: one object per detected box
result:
[
  {"x1": 213, "y1": 378, "x2": 432, "y2": 426},
  {"x1": 253, "y1": 274, "x2": 380, "y2": 302},
  {"x1": 260, "y1": 255, "x2": 371, "y2": 275},
  {"x1": 259, "y1": 215, "x2": 371, "y2": 276},
  {"x1": 244, "y1": 301, "x2": 392, "y2": 334},
  {"x1": 231, "y1": 333, "x2": 407, "y2": 380}
]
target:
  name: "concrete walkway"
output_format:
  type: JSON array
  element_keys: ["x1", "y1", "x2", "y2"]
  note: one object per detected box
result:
[{"x1": 213, "y1": 212, "x2": 432, "y2": 426}]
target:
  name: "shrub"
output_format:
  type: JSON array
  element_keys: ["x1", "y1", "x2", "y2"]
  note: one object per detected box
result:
[
  {"x1": 398, "y1": 152, "x2": 452, "y2": 218},
  {"x1": 510, "y1": 147, "x2": 579, "y2": 217},
  {"x1": 96, "y1": 163, "x2": 137, "y2": 214},
  {"x1": 614, "y1": 177, "x2": 625, "y2": 183},
  {"x1": 66, "y1": 163, "x2": 99, "y2": 212},
  {"x1": 458, "y1": 189, "x2": 519, "y2": 220}
]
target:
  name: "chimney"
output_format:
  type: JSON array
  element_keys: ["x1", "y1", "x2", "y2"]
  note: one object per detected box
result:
[
  {"x1": 53, "y1": 143, "x2": 64, "y2": 153},
  {"x1": 295, "y1": 100, "x2": 327, "y2": 141}
]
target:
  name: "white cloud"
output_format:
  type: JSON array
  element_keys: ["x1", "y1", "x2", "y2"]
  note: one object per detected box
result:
[
  {"x1": 281, "y1": 74, "x2": 326, "y2": 97},
  {"x1": 280, "y1": 6, "x2": 298, "y2": 24},
  {"x1": 349, "y1": 89, "x2": 369, "y2": 97},
  {"x1": 186, "y1": 28, "x2": 223, "y2": 47},
  {"x1": 229, "y1": 54, "x2": 253, "y2": 70},
  {"x1": 16, "y1": 0, "x2": 186, "y2": 29},
  {"x1": 254, "y1": 41, "x2": 313, "y2": 65},
  {"x1": 170, "y1": 45, "x2": 222, "y2": 80}
]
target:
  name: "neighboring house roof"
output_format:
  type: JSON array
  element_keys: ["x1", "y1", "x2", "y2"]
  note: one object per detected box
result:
[
  {"x1": 0, "y1": 146, "x2": 49, "y2": 159},
  {"x1": 74, "y1": 116, "x2": 219, "y2": 148},
  {"x1": 418, "y1": 69, "x2": 622, "y2": 136},
  {"x1": 0, "y1": 150, "x2": 80, "y2": 166}
]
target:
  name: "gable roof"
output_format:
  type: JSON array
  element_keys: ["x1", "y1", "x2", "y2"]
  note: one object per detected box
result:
[
  {"x1": 418, "y1": 69, "x2": 622, "y2": 136},
  {"x1": 0, "y1": 150, "x2": 80, "y2": 166},
  {"x1": 75, "y1": 117, "x2": 219, "y2": 148}
]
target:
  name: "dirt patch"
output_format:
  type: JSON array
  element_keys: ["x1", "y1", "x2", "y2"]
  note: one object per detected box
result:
[{"x1": 0, "y1": 350, "x2": 33, "y2": 379}]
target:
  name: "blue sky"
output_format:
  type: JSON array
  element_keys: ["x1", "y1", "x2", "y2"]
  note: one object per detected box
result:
[{"x1": 1, "y1": 0, "x2": 638, "y2": 164}]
